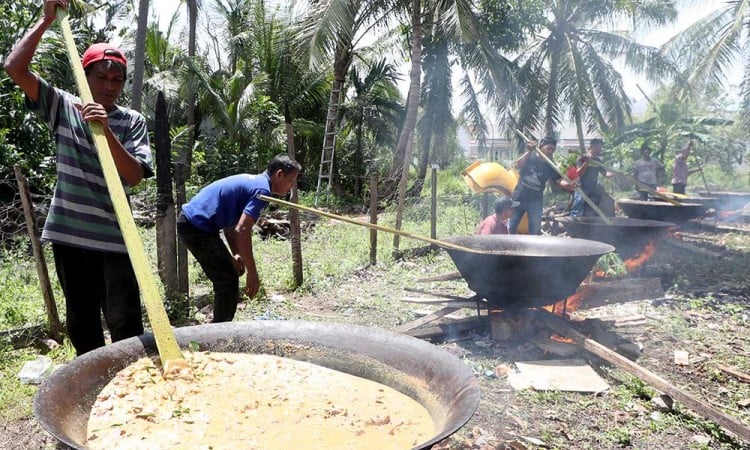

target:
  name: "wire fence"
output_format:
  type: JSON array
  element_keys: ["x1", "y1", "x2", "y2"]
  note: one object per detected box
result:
[{"x1": 0, "y1": 179, "x2": 49, "y2": 247}]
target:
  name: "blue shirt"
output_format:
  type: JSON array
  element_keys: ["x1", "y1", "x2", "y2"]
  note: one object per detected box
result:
[{"x1": 182, "y1": 173, "x2": 271, "y2": 232}]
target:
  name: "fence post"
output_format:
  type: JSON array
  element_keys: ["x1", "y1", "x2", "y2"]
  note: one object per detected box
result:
[
  {"x1": 430, "y1": 165, "x2": 439, "y2": 242},
  {"x1": 13, "y1": 165, "x2": 63, "y2": 342},
  {"x1": 369, "y1": 175, "x2": 378, "y2": 266}
]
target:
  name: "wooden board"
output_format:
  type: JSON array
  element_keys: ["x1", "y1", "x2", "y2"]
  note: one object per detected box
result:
[{"x1": 508, "y1": 359, "x2": 610, "y2": 393}]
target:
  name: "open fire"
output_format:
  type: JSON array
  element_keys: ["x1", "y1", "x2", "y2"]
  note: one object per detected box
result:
[{"x1": 547, "y1": 239, "x2": 657, "y2": 317}]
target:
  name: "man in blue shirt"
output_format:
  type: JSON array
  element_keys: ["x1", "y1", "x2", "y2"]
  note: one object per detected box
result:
[{"x1": 177, "y1": 154, "x2": 301, "y2": 322}]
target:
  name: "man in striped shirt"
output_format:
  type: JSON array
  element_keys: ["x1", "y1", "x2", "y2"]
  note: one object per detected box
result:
[{"x1": 5, "y1": 0, "x2": 153, "y2": 355}]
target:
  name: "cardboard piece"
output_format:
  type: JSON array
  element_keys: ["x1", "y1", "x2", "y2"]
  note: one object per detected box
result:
[{"x1": 508, "y1": 359, "x2": 610, "y2": 393}]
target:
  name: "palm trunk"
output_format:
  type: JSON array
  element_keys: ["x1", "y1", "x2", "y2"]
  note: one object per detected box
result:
[
  {"x1": 392, "y1": 0, "x2": 422, "y2": 252},
  {"x1": 574, "y1": 106, "x2": 585, "y2": 152},
  {"x1": 177, "y1": 0, "x2": 199, "y2": 295},
  {"x1": 154, "y1": 92, "x2": 179, "y2": 303},
  {"x1": 130, "y1": 0, "x2": 149, "y2": 112},
  {"x1": 544, "y1": 49, "x2": 561, "y2": 137}
]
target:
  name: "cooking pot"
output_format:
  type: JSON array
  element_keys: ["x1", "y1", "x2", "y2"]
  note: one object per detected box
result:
[
  {"x1": 556, "y1": 216, "x2": 674, "y2": 260},
  {"x1": 34, "y1": 321, "x2": 480, "y2": 450},
  {"x1": 443, "y1": 235, "x2": 614, "y2": 309},
  {"x1": 617, "y1": 198, "x2": 706, "y2": 223},
  {"x1": 697, "y1": 191, "x2": 750, "y2": 212}
]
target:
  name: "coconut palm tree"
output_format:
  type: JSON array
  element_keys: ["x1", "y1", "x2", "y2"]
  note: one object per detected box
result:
[
  {"x1": 255, "y1": 3, "x2": 329, "y2": 286},
  {"x1": 339, "y1": 58, "x2": 404, "y2": 196},
  {"x1": 663, "y1": 1, "x2": 750, "y2": 131},
  {"x1": 177, "y1": 0, "x2": 201, "y2": 295},
  {"x1": 393, "y1": 0, "x2": 540, "y2": 199},
  {"x1": 514, "y1": 0, "x2": 678, "y2": 149},
  {"x1": 297, "y1": 0, "x2": 399, "y2": 201}
]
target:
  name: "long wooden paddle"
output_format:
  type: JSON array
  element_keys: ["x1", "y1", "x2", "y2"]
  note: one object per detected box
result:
[
  {"x1": 56, "y1": 8, "x2": 184, "y2": 370},
  {"x1": 514, "y1": 130, "x2": 613, "y2": 224},
  {"x1": 696, "y1": 157, "x2": 712, "y2": 195},
  {"x1": 258, "y1": 195, "x2": 495, "y2": 255}
]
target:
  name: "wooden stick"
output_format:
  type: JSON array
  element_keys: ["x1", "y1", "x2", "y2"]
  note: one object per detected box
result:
[
  {"x1": 514, "y1": 130, "x2": 613, "y2": 224},
  {"x1": 416, "y1": 271, "x2": 463, "y2": 282},
  {"x1": 537, "y1": 309, "x2": 750, "y2": 442},
  {"x1": 718, "y1": 365, "x2": 750, "y2": 384},
  {"x1": 13, "y1": 165, "x2": 63, "y2": 343},
  {"x1": 696, "y1": 158, "x2": 712, "y2": 195},
  {"x1": 56, "y1": 8, "x2": 183, "y2": 364},
  {"x1": 403, "y1": 287, "x2": 482, "y2": 302},
  {"x1": 395, "y1": 306, "x2": 462, "y2": 333},
  {"x1": 405, "y1": 316, "x2": 483, "y2": 339},
  {"x1": 400, "y1": 298, "x2": 482, "y2": 309},
  {"x1": 259, "y1": 195, "x2": 493, "y2": 255}
]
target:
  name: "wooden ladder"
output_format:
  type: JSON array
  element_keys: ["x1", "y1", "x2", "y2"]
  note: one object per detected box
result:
[{"x1": 314, "y1": 84, "x2": 343, "y2": 205}]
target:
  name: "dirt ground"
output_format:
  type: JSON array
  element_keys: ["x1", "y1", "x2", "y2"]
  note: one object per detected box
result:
[{"x1": 4, "y1": 219, "x2": 750, "y2": 449}]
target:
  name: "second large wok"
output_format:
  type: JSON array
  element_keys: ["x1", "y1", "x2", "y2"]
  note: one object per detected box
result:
[
  {"x1": 556, "y1": 216, "x2": 674, "y2": 260},
  {"x1": 443, "y1": 235, "x2": 614, "y2": 309},
  {"x1": 617, "y1": 198, "x2": 706, "y2": 222}
]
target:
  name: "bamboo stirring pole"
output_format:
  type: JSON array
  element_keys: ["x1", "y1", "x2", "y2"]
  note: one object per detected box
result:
[
  {"x1": 696, "y1": 152, "x2": 712, "y2": 195},
  {"x1": 258, "y1": 195, "x2": 495, "y2": 255},
  {"x1": 514, "y1": 130, "x2": 614, "y2": 224},
  {"x1": 56, "y1": 8, "x2": 184, "y2": 369}
]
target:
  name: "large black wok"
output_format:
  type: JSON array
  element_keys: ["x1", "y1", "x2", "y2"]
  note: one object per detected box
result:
[
  {"x1": 698, "y1": 191, "x2": 750, "y2": 212},
  {"x1": 34, "y1": 321, "x2": 480, "y2": 450},
  {"x1": 556, "y1": 216, "x2": 675, "y2": 260},
  {"x1": 617, "y1": 198, "x2": 707, "y2": 223},
  {"x1": 443, "y1": 235, "x2": 614, "y2": 309}
]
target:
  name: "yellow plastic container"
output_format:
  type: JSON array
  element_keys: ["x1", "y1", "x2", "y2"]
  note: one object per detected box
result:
[{"x1": 462, "y1": 161, "x2": 529, "y2": 234}]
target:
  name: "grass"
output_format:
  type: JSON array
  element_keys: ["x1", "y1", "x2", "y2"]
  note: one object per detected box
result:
[
  {"x1": 0, "y1": 244, "x2": 63, "y2": 331},
  {"x1": 0, "y1": 341, "x2": 75, "y2": 421}
]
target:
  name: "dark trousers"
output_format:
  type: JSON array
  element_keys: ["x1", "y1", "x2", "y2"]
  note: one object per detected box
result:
[
  {"x1": 176, "y1": 212, "x2": 239, "y2": 322},
  {"x1": 52, "y1": 243, "x2": 144, "y2": 356},
  {"x1": 672, "y1": 183, "x2": 686, "y2": 194}
]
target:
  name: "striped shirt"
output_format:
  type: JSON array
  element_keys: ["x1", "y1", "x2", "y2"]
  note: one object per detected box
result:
[{"x1": 27, "y1": 78, "x2": 153, "y2": 253}]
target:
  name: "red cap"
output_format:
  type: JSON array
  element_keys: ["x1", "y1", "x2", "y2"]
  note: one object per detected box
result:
[{"x1": 81, "y1": 43, "x2": 127, "y2": 70}]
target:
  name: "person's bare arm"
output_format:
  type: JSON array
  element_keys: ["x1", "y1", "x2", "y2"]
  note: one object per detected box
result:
[
  {"x1": 4, "y1": 0, "x2": 68, "y2": 101},
  {"x1": 556, "y1": 178, "x2": 577, "y2": 192},
  {"x1": 513, "y1": 141, "x2": 536, "y2": 170},
  {"x1": 226, "y1": 213, "x2": 260, "y2": 299}
]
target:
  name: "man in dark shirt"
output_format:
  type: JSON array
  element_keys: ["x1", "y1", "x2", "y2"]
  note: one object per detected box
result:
[
  {"x1": 508, "y1": 136, "x2": 576, "y2": 234},
  {"x1": 570, "y1": 138, "x2": 612, "y2": 217}
]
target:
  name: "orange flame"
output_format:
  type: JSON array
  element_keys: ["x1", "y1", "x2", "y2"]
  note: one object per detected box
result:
[
  {"x1": 550, "y1": 334, "x2": 576, "y2": 344},
  {"x1": 623, "y1": 240, "x2": 656, "y2": 272},
  {"x1": 545, "y1": 285, "x2": 593, "y2": 316}
]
